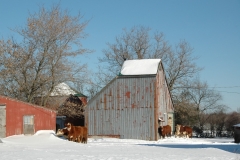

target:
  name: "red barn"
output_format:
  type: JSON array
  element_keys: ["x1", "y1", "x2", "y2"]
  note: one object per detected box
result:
[{"x1": 0, "y1": 95, "x2": 56, "y2": 138}]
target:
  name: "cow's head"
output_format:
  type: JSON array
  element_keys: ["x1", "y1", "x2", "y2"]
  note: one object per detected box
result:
[
  {"x1": 66, "y1": 123, "x2": 72, "y2": 131},
  {"x1": 62, "y1": 128, "x2": 69, "y2": 135},
  {"x1": 66, "y1": 122, "x2": 71, "y2": 127},
  {"x1": 56, "y1": 129, "x2": 64, "y2": 135},
  {"x1": 57, "y1": 127, "x2": 69, "y2": 135}
]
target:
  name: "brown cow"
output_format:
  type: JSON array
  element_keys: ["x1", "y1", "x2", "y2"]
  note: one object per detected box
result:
[
  {"x1": 181, "y1": 125, "x2": 192, "y2": 138},
  {"x1": 66, "y1": 123, "x2": 89, "y2": 143},
  {"x1": 158, "y1": 125, "x2": 172, "y2": 139},
  {"x1": 175, "y1": 124, "x2": 192, "y2": 138},
  {"x1": 66, "y1": 123, "x2": 83, "y2": 143}
]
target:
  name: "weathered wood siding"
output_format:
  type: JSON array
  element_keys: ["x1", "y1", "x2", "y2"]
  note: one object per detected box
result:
[
  {"x1": 86, "y1": 63, "x2": 174, "y2": 141},
  {"x1": 155, "y1": 64, "x2": 174, "y2": 131}
]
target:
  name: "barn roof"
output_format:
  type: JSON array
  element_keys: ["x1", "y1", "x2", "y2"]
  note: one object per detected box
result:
[
  {"x1": 0, "y1": 95, "x2": 56, "y2": 113},
  {"x1": 74, "y1": 93, "x2": 87, "y2": 98},
  {"x1": 50, "y1": 83, "x2": 75, "y2": 96},
  {"x1": 50, "y1": 83, "x2": 87, "y2": 97},
  {"x1": 120, "y1": 59, "x2": 161, "y2": 76}
]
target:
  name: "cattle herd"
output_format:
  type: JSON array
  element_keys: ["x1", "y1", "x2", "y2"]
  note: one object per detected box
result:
[
  {"x1": 56, "y1": 123, "x2": 192, "y2": 143},
  {"x1": 158, "y1": 124, "x2": 193, "y2": 139},
  {"x1": 56, "y1": 123, "x2": 88, "y2": 144}
]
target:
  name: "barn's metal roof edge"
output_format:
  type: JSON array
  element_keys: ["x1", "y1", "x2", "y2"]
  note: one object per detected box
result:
[
  {"x1": 74, "y1": 93, "x2": 88, "y2": 98},
  {"x1": 118, "y1": 74, "x2": 156, "y2": 78},
  {"x1": 0, "y1": 95, "x2": 57, "y2": 113},
  {"x1": 158, "y1": 61, "x2": 175, "y2": 111},
  {"x1": 87, "y1": 76, "x2": 118, "y2": 104}
]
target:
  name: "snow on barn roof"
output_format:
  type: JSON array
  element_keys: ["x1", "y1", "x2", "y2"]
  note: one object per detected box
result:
[
  {"x1": 50, "y1": 82, "x2": 87, "y2": 97},
  {"x1": 50, "y1": 83, "x2": 76, "y2": 96},
  {"x1": 120, "y1": 59, "x2": 161, "y2": 76}
]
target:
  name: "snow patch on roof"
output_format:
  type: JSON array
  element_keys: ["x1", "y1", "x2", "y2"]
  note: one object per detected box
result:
[
  {"x1": 120, "y1": 59, "x2": 161, "y2": 75},
  {"x1": 50, "y1": 83, "x2": 76, "y2": 96}
]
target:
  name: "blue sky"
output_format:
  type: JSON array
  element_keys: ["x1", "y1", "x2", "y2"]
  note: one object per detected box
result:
[{"x1": 0, "y1": 0, "x2": 239, "y2": 111}]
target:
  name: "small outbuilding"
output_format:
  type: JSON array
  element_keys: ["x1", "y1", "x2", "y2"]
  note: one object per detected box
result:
[
  {"x1": 233, "y1": 123, "x2": 240, "y2": 143},
  {"x1": 86, "y1": 59, "x2": 174, "y2": 141},
  {"x1": 0, "y1": 95, "x2": 56, "y2": 138},
  {"x1": 33, "y1": 82, "x2": 88, "y2": 110},
  {"x1": 33, "y1": 82, "x2": 88, "y2": 130}
]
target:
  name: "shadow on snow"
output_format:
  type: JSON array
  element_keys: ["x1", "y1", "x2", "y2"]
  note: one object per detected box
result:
[{"x1": 138, "y1": 143, "x2": 240, "y2": 154}]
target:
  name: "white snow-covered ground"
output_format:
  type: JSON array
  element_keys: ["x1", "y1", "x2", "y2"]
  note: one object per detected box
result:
[{"x1": 0, "y1": 130, "x2": 240, "y2": 160}]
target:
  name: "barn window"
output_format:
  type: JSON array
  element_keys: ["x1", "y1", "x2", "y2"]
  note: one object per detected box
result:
[
  {"x1": 23, "y1": 115, "x2": 34, "y2": 125},
  {"x1": 23, "y1": 115, "x2": 34, "y2": 135}
]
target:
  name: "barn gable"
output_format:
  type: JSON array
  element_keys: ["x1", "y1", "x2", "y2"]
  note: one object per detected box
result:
[{"x1": 86, "y1": 59, "x2": 174, "y2": 141}]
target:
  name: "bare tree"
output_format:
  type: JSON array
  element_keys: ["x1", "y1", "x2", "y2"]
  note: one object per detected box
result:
[
  {"x1": 183, "y1": 79, "x2": 223, "y2": 129},
  {"x1": 165, "y1": 41, "x2": 202, "y2": 93},
  {"x1": 207, "y1": 112, "x2": 217, "y2": 136},
  {"x1": 225, "y1": 111, "x2": 240, "y2": 132},
  {"x1": 0, "y1": 4, "x2": 91, "y2": 106},
  {"x1": 94, "y1": 26, "x2": 201, "y2": 97},
  {"x1": 174, "y1": 91, "x2": 198, "y2": 126},
  {"x1": 214, "y1": 109, "x2": 228, "y2": 137}
]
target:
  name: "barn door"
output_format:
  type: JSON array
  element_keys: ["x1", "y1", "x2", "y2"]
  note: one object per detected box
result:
[
  {"x1": 23, "y1": 115, "x2": 35, "y2": 135},
  {"x1": 0, "y1": 104, "x2": 6, "y2": 138}
]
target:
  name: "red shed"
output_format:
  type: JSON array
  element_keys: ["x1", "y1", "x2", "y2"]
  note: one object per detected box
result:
[{"x1": 0, "y1": 95, "x2": 56, "y2": 138}]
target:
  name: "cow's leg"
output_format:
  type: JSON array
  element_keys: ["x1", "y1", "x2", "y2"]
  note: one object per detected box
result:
[
  {"x1": 183, "y1": 132, "x2": 187, "y2": 138},
  {"x1": 82, "y1": 136, "x2": 86, "y2": 143},
  {"x1": 80, "y1": 130, "x2": 84, "y2": 143},
  {"x1": 78, "y1": 132, "x2": 83, "y2": 143},
  {"x1": 77, "y1": 135, "x2": 81, "y2": 143},
  {"x1": 78, "y1": 135, "x2": 82, "y2": 143},
  {"x1": 175, "y1": 131, "x2": 180, "y2": 138},
  {"x1": 68, "y1": 135, "x2": 73, "y2": 141}
]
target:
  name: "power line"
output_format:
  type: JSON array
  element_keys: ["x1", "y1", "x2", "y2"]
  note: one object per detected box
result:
[
  {"x1": 175, "y1": 85, "x2": 240, "y2": 95},
  {"x1": 209, "y1": 86, "x2": 240, "y2": 88},
  {"x1": 215, "y1": 90, "x2": 240, "y2": 95},
  {"x1": 175, "y1": 86, "x2": 240, "y2": 89},
  {"x1": 211, "y1": 86, "x2": 240, "y2": 95}
]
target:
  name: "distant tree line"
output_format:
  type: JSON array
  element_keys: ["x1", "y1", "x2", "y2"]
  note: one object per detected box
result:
[{"x1": 192, "y1": 110, "x2": 240, "y2": 137}]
